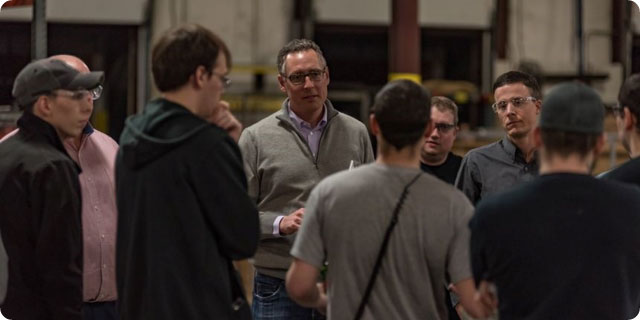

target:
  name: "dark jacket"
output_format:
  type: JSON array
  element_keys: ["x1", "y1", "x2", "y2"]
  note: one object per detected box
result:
[
  {"x1": 115, "y1": 98, "x2": 259, "y2": 320},
  {"x1": 0, "y1": 112, "x2": 83, "y2": 320}
]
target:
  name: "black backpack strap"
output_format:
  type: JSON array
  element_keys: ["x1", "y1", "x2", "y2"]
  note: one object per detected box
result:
[{"x1": 353, "y1": 172, "x2": 422, "y2": 320}]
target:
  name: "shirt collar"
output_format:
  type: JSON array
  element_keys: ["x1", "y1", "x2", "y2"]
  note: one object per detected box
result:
[
  {"x1": 500, "y1": 136, "x2": 536, "y2": 164},
  {"x1": 287, "y1": 103, "x2": 328, "y2": 131}
]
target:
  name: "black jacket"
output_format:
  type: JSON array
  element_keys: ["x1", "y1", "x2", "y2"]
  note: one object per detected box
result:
[
  {"x1": 0, "y1": 112, "x2": 83, "y2": 320},
  {"x1": 115, "y1": 98, "x2": 259, "y2": 319}
]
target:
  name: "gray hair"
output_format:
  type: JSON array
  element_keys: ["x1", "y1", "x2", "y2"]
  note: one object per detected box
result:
[{"x1": 277, "y1": 39, "x2": 327, "y2": 75}]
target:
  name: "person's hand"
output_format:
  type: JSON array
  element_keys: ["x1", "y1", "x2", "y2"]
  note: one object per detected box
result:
[
  {"x1": 475, "y1": 280, "x2": 498, "y2": 312},
  {"x1": 314, "y1": 282, "x2": 328, "y2": 315},
  {"x1": 279, "y1": 208, "x2": 304, "y2": 235},
  {"x1": 209, "y1": 100, "x2": 242, "y2": 142}
]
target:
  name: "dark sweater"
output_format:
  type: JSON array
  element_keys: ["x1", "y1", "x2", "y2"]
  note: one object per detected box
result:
[
  {"x1": 115, "y1": 98, "x2": 259, "y2": 319},
  {"x1": 420, "y1": 152, "x2": 462, "y2": 185}
]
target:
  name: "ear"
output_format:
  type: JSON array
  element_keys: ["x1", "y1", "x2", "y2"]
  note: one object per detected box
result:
[
  {"x1": 624, "y1": 107, "x2": 637, "y2": 131},
  {"x1": 193, "y1": 65, "x2": 209, "y2": 89},
  {"x1": 324, "y1": 66, "x2": 330, "y2": 86},
  {"x1": 535, "y1": 99, "x2": 542, "y2": 114},
  {"x1": 369, "y1": 113, "x2": 380, "y2": 136},
  {"x1": 533, "y1": 126, "x2": 543, "y2": 148},
  {"x1": 33, "y1": 95, "x2": 53, "y2": 118},
  {"x1": 277, "y1": 74, "x2": 287, "y2": 93},
  {"x1": 593, "y1": 132, "x2": 606, "y2": 155}
]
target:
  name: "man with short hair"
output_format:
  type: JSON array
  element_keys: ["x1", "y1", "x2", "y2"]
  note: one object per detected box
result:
[
  {"x1": 421, "y1": 96, "x2": 462, "y2": 184},
  {"x1": 470, "y1": 82, "x2": 640, "y2": 319},
  {"x1": 601, "y1": 73, "x2": 640, "y2": 185},
  {"x1": 286, "y1": 80, "x2": 491, "y2": 320},
  {"x1": 115, "y1": 24, "x2": 259, "y2": 320},
  {"x1": 421, "y1": 95, "x2": 464, "y2": 320},
  {"x1": 0, "y1": 58, "x2": 104, "y2": 319},
  {"x1": 455, "y1": 71, "x2": 540, "y2": 204},
  {"x1": 1, "y1": 54, "x2": 120, "y2": 320},
  {"x1": 239, "y1": 39, "x2": 373, "y2": 319}
]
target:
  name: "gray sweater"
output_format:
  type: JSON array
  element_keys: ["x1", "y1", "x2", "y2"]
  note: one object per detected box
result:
[{"x1": 239, "y1": 99, "x2": 374, "y2": 279}]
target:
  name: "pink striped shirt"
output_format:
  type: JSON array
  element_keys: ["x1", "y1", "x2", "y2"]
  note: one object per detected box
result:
[{"x1": 64, "y1": 128, "x2": 119, "y2": 302}]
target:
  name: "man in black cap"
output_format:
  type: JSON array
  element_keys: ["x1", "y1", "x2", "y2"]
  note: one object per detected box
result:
[
  {"x1": 470, "y1": 82, "x2": 640, "y2": 319},
  {"x1": 601, "y1": 73, "x2": 640, "y2": 185},
  {"x1": 0, "y1": 58, "x2": 104, "y2": 320}
]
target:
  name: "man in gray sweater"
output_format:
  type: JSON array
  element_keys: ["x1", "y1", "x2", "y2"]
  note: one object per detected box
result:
[{"x1": 239, "y1": 39, "x2": 374, "y2": 319}]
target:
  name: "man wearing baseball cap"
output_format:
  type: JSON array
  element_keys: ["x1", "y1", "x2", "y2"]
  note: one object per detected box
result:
[
  {"x1": 0, "y1": 58, "x2": 104, "y2": 320},
  {"x1": 469, "y1": 82, "x2": 640, "y2": 319}
]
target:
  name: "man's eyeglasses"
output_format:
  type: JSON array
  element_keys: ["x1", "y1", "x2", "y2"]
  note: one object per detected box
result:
[
  {"x1": 433, "y1": 122, "x2": 457, "y2": 133},
  {"x1": 285, "y1": 68, "x2": 326, "y2": 85},
  {"x1": 48, "y1": 85, "x2": 103, "y2": 101},
  {"x1": 492, "y1": 96, "x2": 537, "y2": 113},
  {"x1": 212, "y1": 72, "x2": 231, "y2": 89},
  {"x1": 610, "y1": 103, "x2": 624, "y2": 118}
]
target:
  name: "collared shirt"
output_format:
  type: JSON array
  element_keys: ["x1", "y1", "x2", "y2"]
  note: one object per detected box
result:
[
  {"x1": 271, "y1": 104, "x2": 328, "y2": 236},
  {"x1": 455, "y1": 137, "x2": 538, "y2": 205},
  {"x1": 64, "y1": 126, "x2": 119, "y2": 302},
  {"x1": 287, "y1": 104, "x2": 328, "y2": 158}
]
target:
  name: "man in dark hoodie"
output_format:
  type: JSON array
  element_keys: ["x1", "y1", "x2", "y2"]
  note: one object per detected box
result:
[
  {"x1": 0, "y1": 58, "x2": 104, "y2": 319},
  {"x1": 115, "y1": 24, "x2": 259, "y2": 320}
]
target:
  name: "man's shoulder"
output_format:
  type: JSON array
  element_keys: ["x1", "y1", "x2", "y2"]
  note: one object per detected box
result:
[
  {"x1": 474, "y1": 178, "x2": 537, "y2": 216},
  {"x1": 601, "y1": 157, "x2": 640, "y2": 185},
  {"x1": 88, "y1": 129, "x2": 119, "y2": 150},
  {"x1": 464, "y1": 139, "x2": 502, "y2": 159},
  {"x1": 242, "y1": 110, "x2": 286, "y2": 135},
  {"x1": 0, "y1": 137, "x2": 75, "y2": 174},
  {"x1": 330, "y1": 112, "x2": 367, "y2": 132}
]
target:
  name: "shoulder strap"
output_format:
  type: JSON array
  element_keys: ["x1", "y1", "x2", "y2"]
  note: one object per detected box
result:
[{"x1": 353, "y1": 172, "x2": 422, "y2": 320}]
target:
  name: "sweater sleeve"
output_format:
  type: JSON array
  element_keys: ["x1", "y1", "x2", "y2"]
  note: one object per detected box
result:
[
  {"x1": 360, "y1": 125, "x2": 374, "y2": 164},
  {"x1": 238, "y1": 129, "x2": 284, "y2": 239}
]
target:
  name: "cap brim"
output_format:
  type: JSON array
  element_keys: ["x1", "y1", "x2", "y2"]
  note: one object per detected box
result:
[{"x1": 65, "y1": 71, "x2": 104, "y2": 90}]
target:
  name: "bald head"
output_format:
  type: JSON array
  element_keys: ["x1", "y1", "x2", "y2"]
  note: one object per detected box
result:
[{"x1": 48, "y1": 54, "x2": 90, "y2": 73}]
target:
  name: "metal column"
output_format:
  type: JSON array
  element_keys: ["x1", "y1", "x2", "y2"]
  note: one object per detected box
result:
[
  {"x1": 32, "y1": 0, "x2": 46, "y2": 60},
  {"x1": 389, "y1": 0, "x2": 421, "y2": 84}
]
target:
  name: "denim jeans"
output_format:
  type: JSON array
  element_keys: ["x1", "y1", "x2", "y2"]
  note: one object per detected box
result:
[
  {"x1": 83, "y1": 301, "x2": 118, "y2": 320},
  {"x1": 252, "y1": 273, "x2": 325, "y2": 320}
]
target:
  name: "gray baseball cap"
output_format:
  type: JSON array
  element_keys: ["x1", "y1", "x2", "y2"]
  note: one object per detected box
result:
[
  {"x1": 539, "y1": 82, "x2": 604, "y2": 134},
  {"x1": 12, "y1": 58, "x2": 104, "y2": 107}
]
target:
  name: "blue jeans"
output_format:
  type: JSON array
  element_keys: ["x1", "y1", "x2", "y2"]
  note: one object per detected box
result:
[
  {"x1": 252, "y1": 273, "x2": 325, "y2": 320},
  {"x1": 83, "y1": 301, "x2": 118, "y2": 320}
]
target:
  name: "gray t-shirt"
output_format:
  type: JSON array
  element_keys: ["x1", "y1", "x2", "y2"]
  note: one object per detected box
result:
[{"x1": 291, "y1": 163, "x2": 474, "y2": 320}]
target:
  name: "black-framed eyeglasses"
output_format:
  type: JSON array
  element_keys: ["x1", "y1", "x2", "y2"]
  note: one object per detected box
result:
[
  {"x1": 285, "y1": 68, "x2": 326, "y2": 85},
  {"x1": 434, "y1": 122, "x2": 457, "y2": 133},
  {"x1": 609, "y1": 103, "x2": 624, "y2": 118},
  {"x1": 492, "y1": 96, "x2": 537, "y2": 113},
  {"x1": 48, "y1": 85, "x2": 103, "y2": 101},
  {"x1": 212, "y1": 72, "x2": 231, "y2": 89}
]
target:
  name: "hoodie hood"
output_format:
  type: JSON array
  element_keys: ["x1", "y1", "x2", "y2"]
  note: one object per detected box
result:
[{"x1": 119, "y1": 98, "x2": 211, "y2": 169}]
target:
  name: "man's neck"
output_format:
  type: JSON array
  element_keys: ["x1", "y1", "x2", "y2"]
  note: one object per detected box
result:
[
  {"x1": 509, "y1": 134, "x2": 537, "y2": 162},
  {"x1": 290, "y1": 104, "x2": 324, "y2": 128},
  {"x1": 163, "y1": 90, "x2": 200, "y2": 117},
  {"x1": 539, "y1": 153, "x2": 592, "y2": 175},
  {"x1": 377, "y1": 143, "x2": 421, "y2": 169},
  {"x1": 421, "y1": 152, "x2": 448, "y2": 166},
  {"x1": 69, "y1": 135, "x2": 82, "y2": 149}
]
